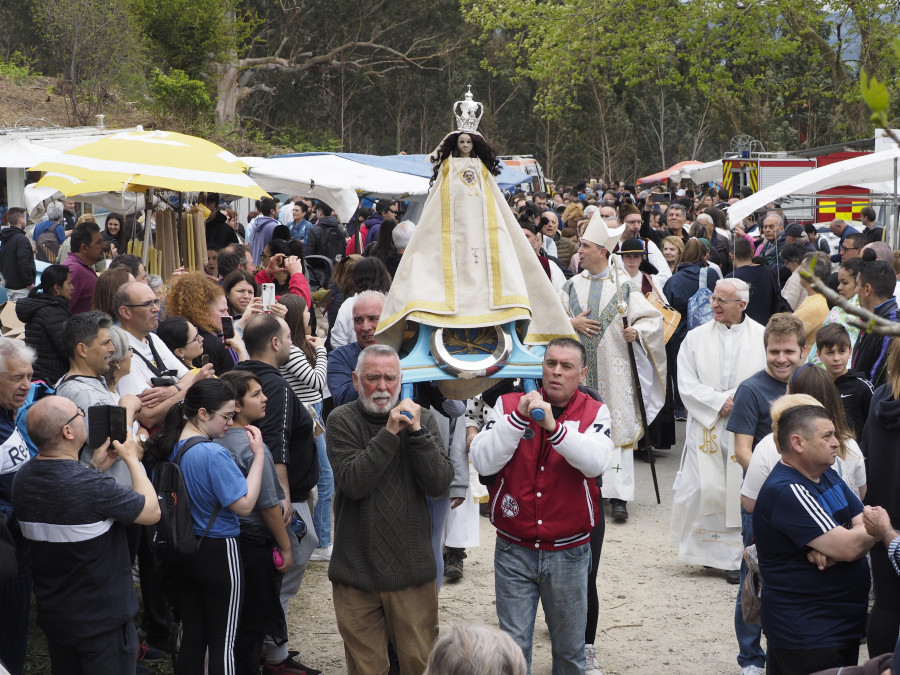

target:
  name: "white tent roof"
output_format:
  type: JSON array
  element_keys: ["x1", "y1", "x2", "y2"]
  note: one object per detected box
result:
[
  {"x1": 727, "y1": 147, "x2": 900, "y2": 226},
  {"x1": 670, "y1": 159, "x2": 722, "y2": 184},
  {"x1": 244, "y1": 155, "x2": 431, "y2": 223},
  {"x1": 0, "y1": 138, "x2": 63, "y2": 168}
]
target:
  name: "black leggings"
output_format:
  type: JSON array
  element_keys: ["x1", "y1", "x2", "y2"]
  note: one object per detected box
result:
[
  {"x1": 868, "y1": 545, "x2": 900, "y2": 657},
  {"x1": 172, "y1": 537, "x2": 243, "y2": 675},
  {"x1": 585, "y1": 515, "x2": 606, "y2": 644}
]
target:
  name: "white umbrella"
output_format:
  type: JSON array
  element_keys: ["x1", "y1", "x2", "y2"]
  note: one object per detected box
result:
[{"x1": 671, "y1": 159, "x2": 722, "y2": 184}]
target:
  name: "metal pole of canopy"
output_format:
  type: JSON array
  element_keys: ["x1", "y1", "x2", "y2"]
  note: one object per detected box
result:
[{"x1": 141, "y1": 188, "x2": 153, "y2": 266}]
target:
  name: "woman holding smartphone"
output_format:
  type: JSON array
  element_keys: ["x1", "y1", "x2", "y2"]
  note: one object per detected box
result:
[
  {"x1": 144, "y1": 379, "x2": 266, "y2": 675},
  {"x1": 164, "y1": 271, "x2": 247, "y2": 374}
]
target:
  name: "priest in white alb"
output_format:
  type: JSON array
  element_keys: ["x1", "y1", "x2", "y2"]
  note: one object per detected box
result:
[
  {"x1": 558, "y1": 211, "x2": 666, "y2": 522},
  {"x1": 669, "y1": 278, "x2": 765, "y2": 579}
]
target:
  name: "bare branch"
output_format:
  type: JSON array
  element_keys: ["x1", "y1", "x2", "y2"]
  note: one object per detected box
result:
[{"x1": 800, "y1": 268, "x2": 900, "y2": 336}]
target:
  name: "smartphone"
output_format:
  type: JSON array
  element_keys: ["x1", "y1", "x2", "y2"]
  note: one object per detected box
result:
[
  {"x1": 200, "y1": 354, "x2": 210, "y2": 366},
  {"x1": 652, "y1": 193, "x2": 670, "y2": 203},
  {"x1": 261, "y1": 283, "x2": 275, "y2": 312},
  {"x1": 221, "y1": 316, "x2": 234, "y2": 340},
  {"x1": 87, "y1": 405, "x2": 128, "y2": 449}
]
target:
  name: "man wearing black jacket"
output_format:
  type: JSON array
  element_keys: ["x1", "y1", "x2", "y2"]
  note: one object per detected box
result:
[
  {"x1": 233, "y1": 313, "x2": 320, "y2": 675},
  {"x1": 0, "y1": 208, "x2": 36, "y2": 302},
  {"x1": 852, "y1": 261, "x2": 898, "y2": 389}
]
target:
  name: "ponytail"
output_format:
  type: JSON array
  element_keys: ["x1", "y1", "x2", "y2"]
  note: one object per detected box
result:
[{"x1": 143, "y1": 379, "x2": 236, "y2": 470}]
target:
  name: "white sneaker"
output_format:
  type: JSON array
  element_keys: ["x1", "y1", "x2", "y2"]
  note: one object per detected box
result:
[
  {"x1": 309, "y1": 544, "x2": 332, "y2": 562},
  {"x1": 585, "y1": 644, "x2": 603, "y2": 674},
  {"x1": 741, "y1": 666, "x2": 765, "y2": 675}
]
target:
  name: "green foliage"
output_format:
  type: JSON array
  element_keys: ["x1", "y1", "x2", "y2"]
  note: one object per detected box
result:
[
  {"x1": 0, "y1": 52, "x2": 39, "y2": 84},
  {"x1": 32, "y1": 0, "x2": 147, "y2": 124},
  {"x1": 149, "y1": 68, "x2": 212, "y2": 123},
  {"x1": 133, "y1": 0, "x2": 259, "y2": 80},
  {"x1": 270, "y1": 128, "x2": 342, "y2": 153},
  {"x1": 861, "y1": 71, "x2": 891, "y2": 125}
]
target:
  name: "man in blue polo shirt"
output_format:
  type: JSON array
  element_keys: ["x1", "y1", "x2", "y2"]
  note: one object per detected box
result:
[
  {"x1": 727, "y1": 313, "x2": 807, "y2": 675},
  {"x1": 754, "y1": 404, "x2": 875, "y2": 675}
]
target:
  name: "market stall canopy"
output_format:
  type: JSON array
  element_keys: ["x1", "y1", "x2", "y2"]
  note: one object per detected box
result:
[
  {"x1": 0, "y1": 138, "x2": 63, "y2": 168},
  {"x1": 319, "y1": 152, "x2": 530, "y2": 191},
  {"x1": 29, "y1": 130, "x2": 268, "y2": 199},
  {"x1": 637, "y1": 160, "x2": 702, "y2": 186},
  {"x1": 24, "y1": 181, "x2": 146, "y2": 216},
  {"x1": 670, "y1": 159, "x2": 722, "y2": 185},
  {"x1": 245, "y1": 152, "x2": 532, "y2": 224},
  {"x1": 245, "y1": 154, "x2": 428, "y2": 223},
  {"x1": 727, "y1": 147, "x2": 900, "y2": 226}
]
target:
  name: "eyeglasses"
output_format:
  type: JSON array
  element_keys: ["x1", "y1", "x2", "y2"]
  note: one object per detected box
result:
[
  {"x1": 840, "y1": 245, "x2": 858, "y2": 252},
  {"x1": 389, "y1": 209, "x2": 400, "y2": 215},
  {"x1": 62, "y1": 406, "x2": 85, "y2": 429},
  {"x1": 209, "y1": 409, "x2": 236, "y2": 421},
  {"x1": 125, "y1": 299, "x2": 161, "y2": 309},
  {"x1": 710, "y1": 295, "x2": 739, "y2": 305},
  {"x1": 188, "y1": 333, "x2": 203, "y2": 345},
  {"x1": 261, "y1": 253, "x2": 271, "y2": 260}
]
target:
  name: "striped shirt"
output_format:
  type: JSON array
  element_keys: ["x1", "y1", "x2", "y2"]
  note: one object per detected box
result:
[
  {"x1": 889, "y1": 536, "x2": 900, "y2": 576},
  {"x1": 280, "y1": 344, "x2": 327, "y2": 404}
]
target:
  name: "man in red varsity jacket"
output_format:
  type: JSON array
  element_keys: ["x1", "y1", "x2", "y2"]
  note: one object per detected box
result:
[{"x1": 471, "y1": 337, "x2": 614, "y2": 674}]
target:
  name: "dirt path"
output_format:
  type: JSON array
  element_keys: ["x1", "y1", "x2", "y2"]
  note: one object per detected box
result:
[{"x1": 286, "y1": 423, "x2": 783, "y2": 674}]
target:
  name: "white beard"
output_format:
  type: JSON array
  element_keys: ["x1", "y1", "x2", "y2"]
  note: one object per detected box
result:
[{"x1": 360, "y1": 389, "x2": 400, "y2": 415}]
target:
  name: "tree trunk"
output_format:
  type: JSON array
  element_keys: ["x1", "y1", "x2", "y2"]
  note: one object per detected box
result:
[{"x1": 213, "y1": 60, "x2": 242, "y2": 128}]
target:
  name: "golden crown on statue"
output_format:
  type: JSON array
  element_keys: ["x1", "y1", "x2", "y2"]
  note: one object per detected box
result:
[{"x1": 454, "y1": 85, "x2": 483, "y2": 133}]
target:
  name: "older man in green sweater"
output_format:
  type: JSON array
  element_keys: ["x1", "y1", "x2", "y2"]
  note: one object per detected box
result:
[{"x1": 326, "y1": 344, "x2": 453, "y2": 675}]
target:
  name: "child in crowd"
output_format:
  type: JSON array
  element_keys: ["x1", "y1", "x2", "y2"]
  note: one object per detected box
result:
[{"x1": 816, "y1": 323, "x2": 875, "y2": 436}]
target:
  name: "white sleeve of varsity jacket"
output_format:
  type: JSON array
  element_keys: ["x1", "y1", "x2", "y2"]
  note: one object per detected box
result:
[
  {"x1": 548, "y1": 403, "x2": 613, "y2": 477},
  {"x1": 470, "y1": 396, "x2": 614, "y2": 478},
  {"x1": 470, "y1": 396, "x2": 523, "y2": 476}
]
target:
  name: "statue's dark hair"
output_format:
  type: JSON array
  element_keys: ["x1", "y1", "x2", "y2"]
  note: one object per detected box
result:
[{"x1": 429, "y1": 132, "x2": 501, "y2": 186}]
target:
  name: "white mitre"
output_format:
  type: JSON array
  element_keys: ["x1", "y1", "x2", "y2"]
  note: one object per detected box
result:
[{"x1": 581, "y1": 209, "x2": 626, "y2": 252}]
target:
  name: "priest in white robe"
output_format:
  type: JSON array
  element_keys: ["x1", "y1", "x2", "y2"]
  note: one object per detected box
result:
[
  {"x1": 558, "y1": 211, "x2": 666, "y2": 522},
  {"x1": 669, "y1": 278, "x2": 766, "y2": 574}
]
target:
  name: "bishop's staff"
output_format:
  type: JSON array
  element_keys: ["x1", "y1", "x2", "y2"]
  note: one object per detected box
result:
[{"x1": 612, "y1": 262, "x2": 661, "y2": 505}]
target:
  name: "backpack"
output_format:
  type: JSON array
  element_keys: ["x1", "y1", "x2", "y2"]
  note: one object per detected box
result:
[
  {"x1": 686, "y1": 267, "x2": 714, "y2": 330},
  {"x1": 147, "y1": 437, "x2": 221, "y2": 563},
  {"x1": 35, "y1": 230, "x2": 60, "y2": 264},
  {"x1": 319, "y1": 225, "x2": 347, "y2": 264},
  {"x1": 16, "y1": 381, "x2": 56, "y2": 458}
]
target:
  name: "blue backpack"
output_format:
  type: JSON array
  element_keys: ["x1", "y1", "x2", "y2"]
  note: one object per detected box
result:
[
  {"x1": 687, "y1": 267, "x2": 714, "y2": 330},
  {"x1": 16, "y1": 381, "x2": 56, "y2": 458}
]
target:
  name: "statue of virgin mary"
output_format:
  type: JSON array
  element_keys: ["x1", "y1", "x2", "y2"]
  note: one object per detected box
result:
[{"x1": 376, "y1": 87, "x2": 575, "y2": 358}]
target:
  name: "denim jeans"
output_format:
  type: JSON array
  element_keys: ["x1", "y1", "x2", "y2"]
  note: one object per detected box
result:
[
  {"x1": 735, "y1": 508, "x2": 765, "y2": 669},
  {"x1": 494, "y1": 536, "x2": 591, "y2": 675},
  {"x1": 311, "y1": 402, "x2": 333, "y2": 548},
  {"x1": 429, "y1": 497, "x2": 451, "y2": 593}
]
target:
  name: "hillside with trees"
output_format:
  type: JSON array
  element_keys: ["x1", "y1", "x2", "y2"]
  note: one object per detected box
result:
[{"x1": 0, "y1": 0, "x2": 897, "y2": 183}]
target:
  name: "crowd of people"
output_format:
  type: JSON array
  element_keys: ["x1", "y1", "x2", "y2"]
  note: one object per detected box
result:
[{"x1": 0, "y1": 160, "x2": 900, "y2": 675}]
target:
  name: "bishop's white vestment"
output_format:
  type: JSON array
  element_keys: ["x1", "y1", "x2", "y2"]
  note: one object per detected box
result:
[{"x1": 559, "y1": 268, "x2": 666, "y2": 501}]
